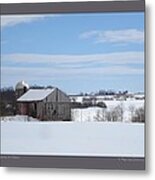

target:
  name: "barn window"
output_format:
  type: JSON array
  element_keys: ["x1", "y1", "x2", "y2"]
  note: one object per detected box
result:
[{"x1": 47, "y1": 103, "x2": 53, "y2": 110}]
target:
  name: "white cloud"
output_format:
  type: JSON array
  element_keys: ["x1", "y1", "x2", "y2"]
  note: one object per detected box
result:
[
  {"x1": 1, "y1": 14, "x2": 59, "y2": 28},
  {"x1": 80, "y1": 30, "x2": 99, "y2": 39},
  {"x1": 2, "y1": 51, "x2": 144, "y2": 66},
  {"x1": 1, "y1": 51, "x2": 144, "y2": 87},
  {"x1": 1, "y1": 65, "x2": 143, "y2": 83},
  {"x1": 80, "y1": 29, "x2": 144, "y2": 44},
  {"x1": 1, "y1": 51, "x2": 144, "y2": 88}
]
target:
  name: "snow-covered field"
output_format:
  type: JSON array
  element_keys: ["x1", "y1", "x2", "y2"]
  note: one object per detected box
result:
[
  {"x1": 0, "y1": 115, "x2": 38, "y2": 122},
  {"x1": 1, "y1": 121, "x2": 144, "y2": 157},
  {"x1": 72, "y1": 99, "x2": 144, "y2": 122},
  {"x1": 1, "y1": 98, "x2": 144, "y2": 157}
]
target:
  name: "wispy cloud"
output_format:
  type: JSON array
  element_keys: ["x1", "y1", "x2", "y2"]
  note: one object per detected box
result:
[
  {"x1": 1, "y1": 52, "x2": 144, "y2": 88},
  {"x1": 2, "y1": 51, "x2": 144, "y2": 66},
  {"x1": 1, "y1": 51, "x2": 144, "y2": 86},
  {"x1": 1, "y1": 14, "x2": 59, "y2": 28},
  {"x1": 1, "y1": 65, "x2": 144, "y2": 82},
  {"x1": 80, "y1": 29, "x2": 144, "y2": 44}
]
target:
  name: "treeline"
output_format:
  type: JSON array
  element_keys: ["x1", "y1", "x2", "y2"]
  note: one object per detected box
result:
[
  {"x1": 79, "y1": 90, "x2": 128, "y2": 96},
  {"x1": 0, "y1": 87, "x2": 16, "y2": 116},
  {"x1": 30, "y1": 85, "x2": 54, "y2": 89},
  {"x1": 94, "y1": 104, "x2": 145, "y2": 123},
  {"x1": 96, "y1": 90, "x2": 128, "y2": 96}
]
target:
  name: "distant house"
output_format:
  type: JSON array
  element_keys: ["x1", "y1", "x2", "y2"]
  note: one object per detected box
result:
[
  {"x1": 82, "y1": 96, "x2": 96, "y2": 106},
  {"x1": 115, "y1": 95, "x2": 127, "y2": 101},
  {"x1": 134, "y1": 94, "x2": 145, "y2": 100},
  {"x1": 17, "y1": 88, "x2": 71, "y2": 121},
  {"x1": 96, "y1": 95, "x2": 114, "y2": 102}
]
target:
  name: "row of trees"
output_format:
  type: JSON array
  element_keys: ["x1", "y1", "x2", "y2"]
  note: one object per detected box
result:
[
  {"x1": 94, "y1": 104, "x2": 145, "y2": 123},
  {"x1": 30, "y1": 85, "x2": 53, "y2": 89},
  {"x1": 129, "y1": 106, "x2": 145, "y2": 123},
  {"x1": 0, "y1": 87, "x2": 16, "y2": 116},
  {"x1": 96, "y1": 90, "x2": 128, "y2": 96},
  {"x1": 79, "y1": 90, "x2": 129, "y2": 96}
]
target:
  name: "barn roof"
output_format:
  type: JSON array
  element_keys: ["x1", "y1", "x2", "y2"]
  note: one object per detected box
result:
[{"x1": 17, "y1": 88, "x2": 55, "y2": 102}]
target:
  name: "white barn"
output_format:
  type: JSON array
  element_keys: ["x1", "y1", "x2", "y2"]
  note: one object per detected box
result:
[{"x1": 17, "y1": 88, "x2": 71, "y2": 121}]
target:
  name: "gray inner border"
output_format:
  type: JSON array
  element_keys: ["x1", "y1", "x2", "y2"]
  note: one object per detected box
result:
[
  {"x1": 0, "y1": 155, "x2": 145, "y2": 170},
  {"x1": 0, "y1": 0, "x2": 144, "y2": 15},
  {"x1": 0, "y1": 0, "x2": 145, "y2": 170}
]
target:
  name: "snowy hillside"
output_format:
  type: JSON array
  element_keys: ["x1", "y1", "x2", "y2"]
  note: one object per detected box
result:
[
  {"x1": 72, "y1": 99, "x2": 144, "y2": 122},
  {"x1": 1, "y1": 96, "x2": 145, "y2": 157}
]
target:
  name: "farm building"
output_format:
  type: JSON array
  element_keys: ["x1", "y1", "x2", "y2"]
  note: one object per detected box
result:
[
  {"x1": 17, "y1": 88, "x2": 71, "y2": 121},
  {"x1": 82, "y1": 96, "x2": 97, "y2": 106},
  {"x1": 134, "y1": 93, "x2": 145, "y2": 100},
  {"x1": 15, "y1": 80, "x2": 29, "y2": 99}
]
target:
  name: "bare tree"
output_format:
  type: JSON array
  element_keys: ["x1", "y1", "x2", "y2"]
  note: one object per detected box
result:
[
  {"x1": 131, "y1": 106, "x2": 145, "y2": 123},
  {"x1": 104, "y1": 104, "x2": 124, "y2": 122},
  {"x1": 114, "y1": 103, "x2": 124, "y2": 122},
  {"x1": 101, "y1": 108, "x2": 106, "y2": 121},
  {"x1": 128, "y1": 105, "x2": 135, "y2": 122},
  {"x1": 94, "y1": 109, "x2": 106, "y2": 122},
  {"x1": 94, "y1": 110, "x2": 101, "y2": 121},
  {"x1": 105, "y1": 110, "x2": 112, "y2": 122}
]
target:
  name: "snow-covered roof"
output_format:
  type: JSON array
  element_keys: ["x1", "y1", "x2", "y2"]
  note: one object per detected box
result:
[
  {"x1": 134, "y1": 94, "x2": 145, "y2": 98},
  {"x1": 17, "y1": 89, "x2": 55, "y2": 102}
]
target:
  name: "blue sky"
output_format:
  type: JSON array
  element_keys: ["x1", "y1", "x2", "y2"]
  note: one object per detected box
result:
[{"x1": 1, "y1": 12, "x2": 144, "y2": 93}]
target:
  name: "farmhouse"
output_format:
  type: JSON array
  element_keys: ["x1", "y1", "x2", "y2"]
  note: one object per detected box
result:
[
  {"x1": 82, "y1": 96, "x2": 96, "y2": 106},
  {"x1": 134, "y1": 93, "x2": 145, "y2": 100},
  {"x1": 17, "y1": 88, "x2": 71, "y2": 121}
]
